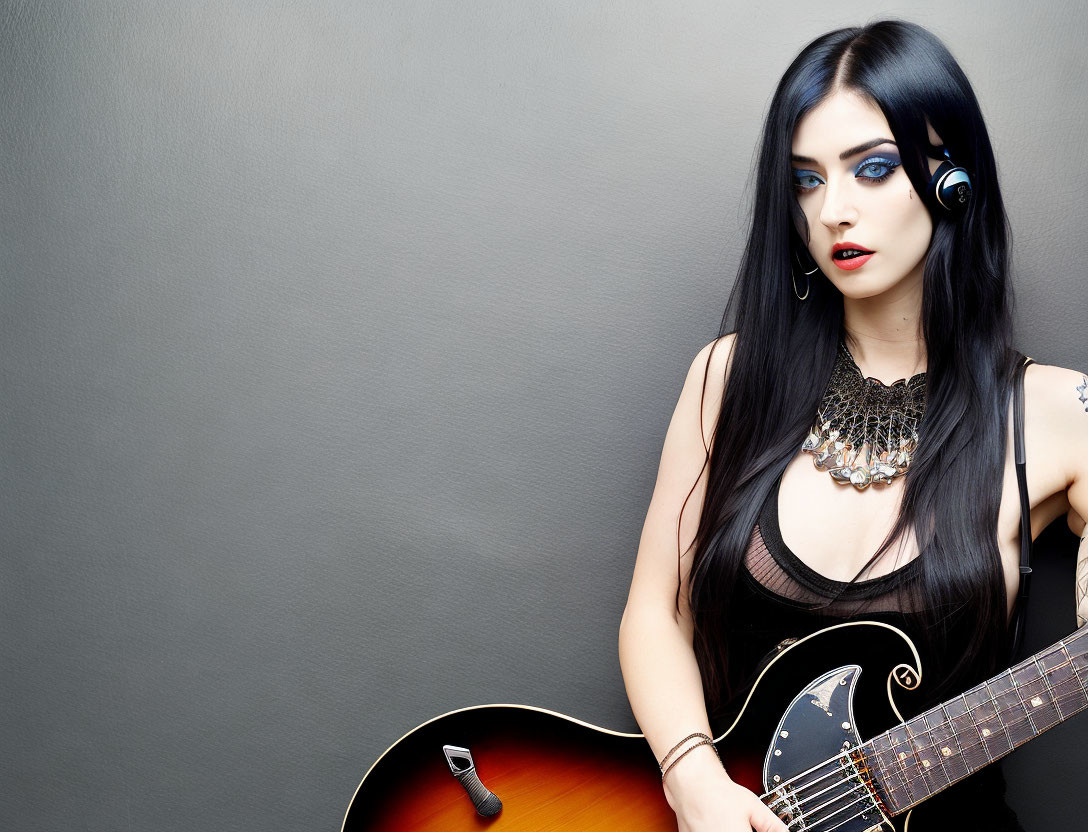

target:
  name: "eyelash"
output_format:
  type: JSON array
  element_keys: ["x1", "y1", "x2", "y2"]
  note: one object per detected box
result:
[{"x1": 793, "y1": 157, "x2": 901, "y2": 193}]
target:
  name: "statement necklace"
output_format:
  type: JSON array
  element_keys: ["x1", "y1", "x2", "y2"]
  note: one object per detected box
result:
[{"x1": 801, "y1": 339, "x2": 928, "y2": 491}]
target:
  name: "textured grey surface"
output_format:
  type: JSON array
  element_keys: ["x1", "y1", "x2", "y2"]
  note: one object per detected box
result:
[{"x1": 1, "y1": 2, "x2": 1085, "y2": 830}]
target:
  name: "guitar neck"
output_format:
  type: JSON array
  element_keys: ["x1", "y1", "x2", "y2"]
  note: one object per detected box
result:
[{"x1": 862, "y1": 623, "x2": 1088, "y2": 814}]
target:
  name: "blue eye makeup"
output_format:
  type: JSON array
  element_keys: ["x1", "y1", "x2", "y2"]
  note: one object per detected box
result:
[{"x1": 792, "y1": 155, "x2": 902, "y2": 193}]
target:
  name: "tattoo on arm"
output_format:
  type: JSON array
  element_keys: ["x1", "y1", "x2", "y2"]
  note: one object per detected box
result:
[
  {"x1": 1078, "y1": 534, "x2": 1088, "y2": 629},
  {"x1": 1075, "y1": 376, "x2": 1088, "y2": 626}
]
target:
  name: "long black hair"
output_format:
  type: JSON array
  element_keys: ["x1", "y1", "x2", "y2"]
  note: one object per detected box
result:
[{"x1": 681, "y1": 19, "x2": 1023, "y2": 716}]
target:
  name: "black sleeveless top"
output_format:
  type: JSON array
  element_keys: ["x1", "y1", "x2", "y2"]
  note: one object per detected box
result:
[{"x1": 718, "y1": 354, "x2": 1036, "y2": 831}]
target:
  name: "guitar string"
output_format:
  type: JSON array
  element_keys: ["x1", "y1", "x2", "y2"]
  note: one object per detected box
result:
[
  {"x1": 765, "y1": 643, "x2": 1088, "y2": 804},
  {"x1": 865, "y1": 680, "x2": 1088, "y2": 804},
  {"x1": 776, "y1": 766, "x2": 865, "y2": 818},
  {"x1": 874, "y1": 643, "x2": 1088, "y2": 775},
  {"x1": 756, "y1": 639, "x2": 1088, "y2": 828},
  {"x1": 783, "y1": 780, "x2": 869, "y2": 831},
  {"x1": 821, "y1": 802, "x2": 883, "y2": 832},
  {"x1": 757, "y1": 655, "x2": 1087, "y2": 808},
  {"x1": 787, "y1": 787, "x2": 870, "y2": 830},
  {"x1": 764, "y1": 757, "x2": 870, "y2": 827},
  {"x1": 757, "y1": 635, "x2": 1088, "y2": 804},
  {"x1": 786, "y1": 678, "x2": 1087, "y2": 832},
  {"x1": 875, "y1": 720, "x2": 1088, "y2": 817},
  {"x1": 766, "y1": 677, "x2": 1088, "y2": 812},
  {"x1": 891, "y1": 673, "x2": 1088, "y2": 760},
  {"x1": 766, "y1": 682, "x2": 1088, "y2": 831}
]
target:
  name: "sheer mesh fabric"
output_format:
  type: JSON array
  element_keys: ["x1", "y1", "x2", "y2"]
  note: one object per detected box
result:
[
  {"x1": 743, "y1": 475, "x2": 926, "y2": 618},
  {"x1": 720, "y1": 381, "x2": 1033, "y2": 832}
]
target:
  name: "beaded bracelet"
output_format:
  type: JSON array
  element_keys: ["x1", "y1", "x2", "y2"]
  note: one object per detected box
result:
[
  {"x1": 660, "y1": 737, "x2": 721, "y2": 783},
  {"x1": 657, "y1": 731, "x2": 712, "y2": 771}
]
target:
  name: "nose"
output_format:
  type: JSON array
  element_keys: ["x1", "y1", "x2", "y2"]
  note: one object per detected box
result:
[{"x1": 818, "y1": 175, "x2": 858, "y2": 230}]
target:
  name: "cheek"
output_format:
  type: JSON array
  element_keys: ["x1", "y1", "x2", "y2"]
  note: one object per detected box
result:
[
  {"x1": 861, "y1": 185, "x2": 932, "y2": 261},
  {"x1": 893, "y1": 192, "x2": 935, "y2": 259}
]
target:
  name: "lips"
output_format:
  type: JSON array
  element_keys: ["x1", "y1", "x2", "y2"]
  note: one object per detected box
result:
[
  {"x1": 831, "y1": 241, "x2": 875, "y2": 261},
  {"x1": 831, "y1": 240, "x2": 874, "y2": 259},
  {"x1": 832, "y1": 252, "x2": 873, "y2": 271}
]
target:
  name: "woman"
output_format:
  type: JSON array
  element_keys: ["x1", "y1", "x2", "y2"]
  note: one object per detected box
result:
[{"x1": 618, "y1": 19, "x2": 1088, "y2": 832}]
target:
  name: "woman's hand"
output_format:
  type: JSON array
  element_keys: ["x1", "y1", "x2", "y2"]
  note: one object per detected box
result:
[{"x1": 665, "y1": 760, "x2": 790, "y2": 832}]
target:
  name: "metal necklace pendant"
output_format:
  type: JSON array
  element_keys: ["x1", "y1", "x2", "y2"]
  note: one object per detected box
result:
[{"x1": 801, "y1": 339, "x2": 927, "y2": 491}]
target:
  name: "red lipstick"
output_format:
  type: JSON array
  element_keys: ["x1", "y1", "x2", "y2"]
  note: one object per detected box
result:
[{"x1": 830, "y1": 241, "x2": 875, "y2": 271}]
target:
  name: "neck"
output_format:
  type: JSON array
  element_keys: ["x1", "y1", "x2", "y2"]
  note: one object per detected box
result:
[
  {"x1": 842, "y1": 282, "x2": 926, "y2": 385},
  {"x1": 862, "y1": 623, "x2": 1088, "y2": 814}
]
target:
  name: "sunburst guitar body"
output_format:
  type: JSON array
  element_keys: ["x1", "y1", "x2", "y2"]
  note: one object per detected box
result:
[{"x1": 343, "y1": 620, "x2": 1088, "y2": 831}]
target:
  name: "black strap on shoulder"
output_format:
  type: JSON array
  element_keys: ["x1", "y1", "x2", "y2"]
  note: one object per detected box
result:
[{"x1": 1008, "y1": 353, "x2": 1036, "y2": 662}]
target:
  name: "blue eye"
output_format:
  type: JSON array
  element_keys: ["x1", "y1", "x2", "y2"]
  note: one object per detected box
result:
[
  {"x1": 857, "y1": 156, "x2": 900, "y2": 181},
  {"x1": 792, "y1": 155, "x2": 902, "y2": 193}
]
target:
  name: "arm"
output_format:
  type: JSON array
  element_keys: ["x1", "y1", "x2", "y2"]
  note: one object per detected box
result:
[
  {"x1": 617, "y1": 336, "x2": 795, "y2": 832},
  {"x1": 1046, "y1": 370, "x2": 1088, "y2": 626},
  {"x1": 618, "y1": 335, "x2": 739, "y2": 805}
]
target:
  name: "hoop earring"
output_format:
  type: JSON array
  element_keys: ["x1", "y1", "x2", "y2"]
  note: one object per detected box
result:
[{"x1": 791, "y1": 247, "x2": 818, "y2": 301}]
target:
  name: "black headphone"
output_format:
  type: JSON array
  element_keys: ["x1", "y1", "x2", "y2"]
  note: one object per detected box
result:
[{"x1": 926, "y1": 146, "x2": 973, "y2": 218}]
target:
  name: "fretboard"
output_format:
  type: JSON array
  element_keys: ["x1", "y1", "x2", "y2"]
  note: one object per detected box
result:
[{"x1": 864, "y1": 623, "x2": 1088, "y2": 813}]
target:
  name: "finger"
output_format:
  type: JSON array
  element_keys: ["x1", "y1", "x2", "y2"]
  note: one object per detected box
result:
[{"x1": 751, "y1": 799, "x2": 790, "y2": 832}]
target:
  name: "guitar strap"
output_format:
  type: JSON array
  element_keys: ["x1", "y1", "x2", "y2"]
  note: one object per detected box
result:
[{"x1": 1009, "y1": 352, "x2": 1036, "y2": 662}]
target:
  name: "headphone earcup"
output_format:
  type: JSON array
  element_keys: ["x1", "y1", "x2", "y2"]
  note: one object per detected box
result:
[{"x1": 927, "y1": 158, "x2": 972, "y2": 218}]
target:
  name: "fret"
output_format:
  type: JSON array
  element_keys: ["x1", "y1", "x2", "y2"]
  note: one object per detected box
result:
[
  {"x1": 930, "y1": 704, "x2": 970, "y2": 782},
  {"x1": 1066, "y1": 631, "x2": 1088, "y2": 690},
  {"x1": 1034, "y1": 656, "x2": 1065, "y2": 726},
  {"x1": 1010, "y1": 661, "x2": 1060, "y2": 731},
  {"x1": 904, "y1": 713, "x2": 947, "y2": 796},
  {"x1": 886, "y1": 723, "x2": 925, "y2": 803},
  {"x1": 944, "y1": 694, "x2": 990, "y2": 773},
  {"x1": 866, "y1": 732, "x2": 912, "y2": 813},
  {"x1": 1010, "y1": 670, "x2": 1040, "y2": 737},
  {"x1": 919, "y1": 711, "x2": 954, "y2": 789},
  {"x1": 1057, "y1": 643, "x2": 1088, "y2": 709},
  {"x1": 1031, "y1": 640, "x2": 1069, "y2": 668},
  {"x1": 987, "y1": 669, "x2": 1035, "y2": 745},
  {"x1": 861, "y1": 628, "x2": 1088, "y2": 817},
  {"x1": 1066, "y1": 625, "x2": 1088, "y2": 657},
  {"x1": 1040, "y1": 648, "x2": 1083, "y2": 713},
  {"x1": 963, "y1": 685, "x2": 1013, "y2": 760},
  {"x1": 1037, "y1": 645, "x2": 1087, "y2": 719}
]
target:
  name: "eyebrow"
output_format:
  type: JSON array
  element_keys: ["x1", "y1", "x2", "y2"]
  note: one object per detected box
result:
[{"x1": 790, "y1": 138, "x2": 897, "y2": 165}]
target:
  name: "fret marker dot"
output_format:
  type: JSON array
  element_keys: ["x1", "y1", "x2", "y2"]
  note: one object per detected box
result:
[
  {"x1": 1030, "y1": 696, "x2": 1043, "y2": 707},
  {"x1": 941, "y1": 747, "x2": 952, "y2": 756},
  {"x1": 781, "y1": 730, "x2": 788, "y2": 738},
  {"x1": 922, "y1": 760, "x2": 931, "y2": 768},
  {"x1": 841, "y1": 722, "x2": 850, "y2": 730},
  {"x1": 981, "y1": 728, "x2": 991, "y2": 737},
  {"x1": 898, "y1": 752, "x2": 907, "y2": 760},
  {"x1": 774, "y1": 749, "x2": 781, "y2": 756}
]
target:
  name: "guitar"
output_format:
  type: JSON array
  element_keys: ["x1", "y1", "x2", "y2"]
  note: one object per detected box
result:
[{"x1": 342, "y1": 620, "x2": 1088, "y2": 831}]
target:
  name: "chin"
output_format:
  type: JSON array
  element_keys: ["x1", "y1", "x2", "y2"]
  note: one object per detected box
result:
[{"x1": 829, "y1": 276, "x2": 899, "y2": 300}]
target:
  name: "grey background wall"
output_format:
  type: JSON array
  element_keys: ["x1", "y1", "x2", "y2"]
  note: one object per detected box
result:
[{"x1": 2, "y1": 1, "x2": 1086, "y2": 830}]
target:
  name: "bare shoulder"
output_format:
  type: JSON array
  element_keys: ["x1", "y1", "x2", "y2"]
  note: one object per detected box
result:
[
  {"x1": 1023, "y1": 361, "x2": 1088, "y2": 473},
  {"x1": 1022, "y1": 360, "x2": 1088, "y2": 529},
  {"x1": 689, "y1": 332, "x2": 738, "y2": 447}
]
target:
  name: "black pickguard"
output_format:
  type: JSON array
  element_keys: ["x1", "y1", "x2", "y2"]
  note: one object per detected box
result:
[{"x1": 709, "y1": 620, "x2": 937, "y2": 831}]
